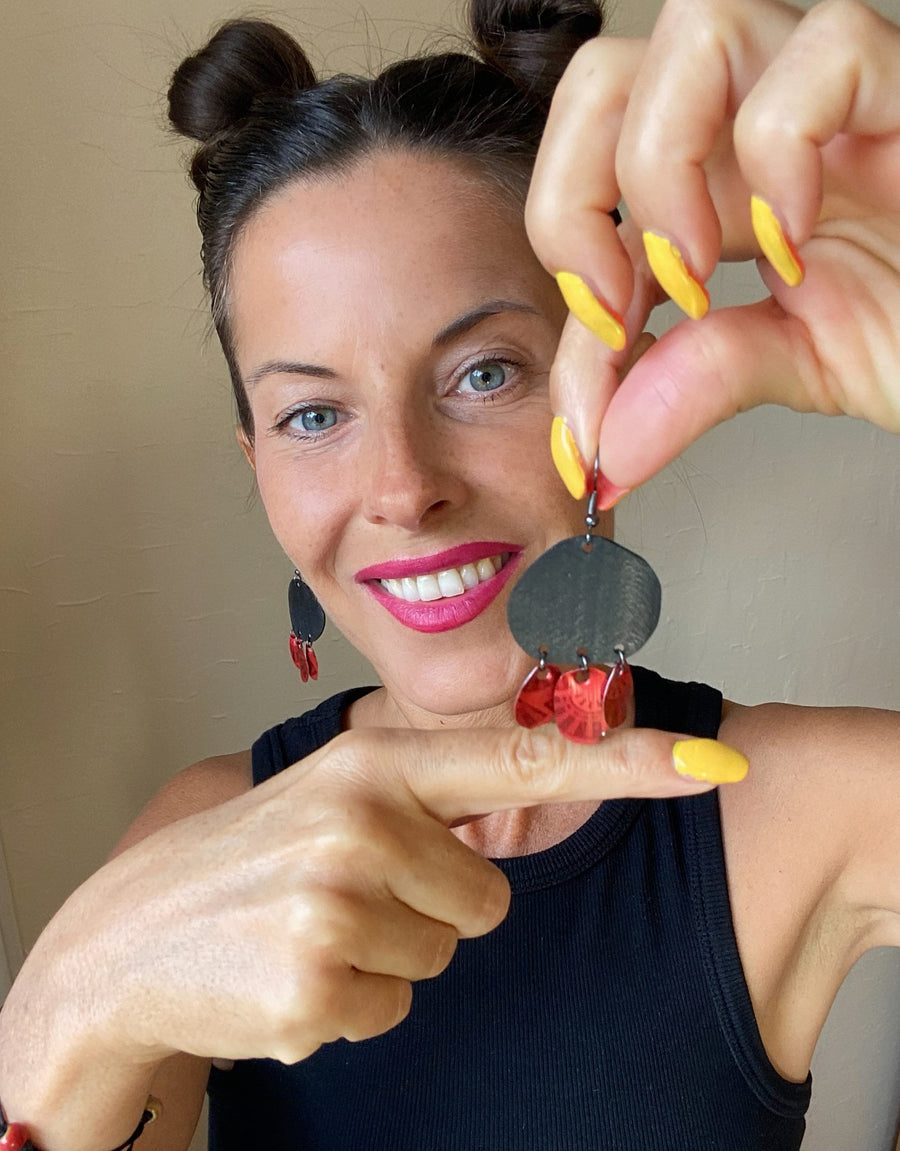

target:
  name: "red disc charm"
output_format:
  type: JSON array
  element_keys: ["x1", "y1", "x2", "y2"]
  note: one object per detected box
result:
[
  {"x1": 0, "y1": 1123, "x2": 33, "y2": 1151},
  {"x1": 553, "y1": 665, "x2": 610, "y2": 744},
  {"x1": 514, "y1": 663, "x2": 560, "y2": 728},
  {"x1": 289, "y1": 633, "x2": 309, "y2": 682},
  {"x1": 306, "y1": 643, "x2": 319, "y2": 681},
  {"x1": 602, "y1": 656, "x2": 633, "y2": 730}
]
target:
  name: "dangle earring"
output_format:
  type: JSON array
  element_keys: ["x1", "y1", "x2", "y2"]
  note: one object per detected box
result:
[
  {"x1": 288, "y1": 571, "x2": 326, "y2": 683},
  {"x1": 507, "y1": 464, "x2": 660, "y2": 744}
]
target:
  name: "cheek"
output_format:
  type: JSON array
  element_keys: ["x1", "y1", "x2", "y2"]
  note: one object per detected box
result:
[{"x1": 254, "y1": 452, "x2": 349, "y2": 573}]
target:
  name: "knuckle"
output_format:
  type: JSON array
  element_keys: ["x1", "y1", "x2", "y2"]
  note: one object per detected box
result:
[
  {"x1": 804, "y1": 0, "x2": 877, "y2": 39},
  {"x1": 348, "y1": 978, "x2": 413, "y2": 1042},
  {"x1": 389, "y1": 979, "x2": 414, "y2": 1029},
  {"x1": 422, "y1": 924, "x2": 459, "y2": 979},
  {"x1": 464, "y1": 863, "x2": 512, "y2": 937},
  {"x1": 501, "y1": 727, "x2": 564, "y2": 797}
]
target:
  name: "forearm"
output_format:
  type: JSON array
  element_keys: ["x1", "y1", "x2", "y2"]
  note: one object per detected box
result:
[{"x1": 0, "y1": 906, "x2": 165, "y2": 1151}]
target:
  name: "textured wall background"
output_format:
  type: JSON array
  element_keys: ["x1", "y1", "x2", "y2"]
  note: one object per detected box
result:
[{"x1": 1, "y1": 0, "x2": 897, "y2": 1147}]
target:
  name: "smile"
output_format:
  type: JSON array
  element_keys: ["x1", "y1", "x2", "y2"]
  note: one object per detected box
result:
[
  {"x1": 378, "y1": 552, "x2": 511, "y2": 602},
  {"x1": 356, "y1": 542, "x2": 522, "y2": 634}
]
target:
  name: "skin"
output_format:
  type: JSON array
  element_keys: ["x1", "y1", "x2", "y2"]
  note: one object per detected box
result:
[
  {"x1": 2, "y1": 4, "x2": 899, "y2": 1143},
  {"x1": 525, "y1": 0, "x2": 900, "y2": 488},
  {"x1": 231, "y1": 154, "x2": 615, "y2": 855}
]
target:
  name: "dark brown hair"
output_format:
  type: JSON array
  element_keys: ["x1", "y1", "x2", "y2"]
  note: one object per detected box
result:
[{"x1": 168, "y1": 0, "x2": 605, "y2": 435}]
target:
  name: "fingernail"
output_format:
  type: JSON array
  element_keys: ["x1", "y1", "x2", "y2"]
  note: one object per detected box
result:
[
  {"x1": 550, "y1": 416, "x2": 589, "y2": 500},
  {"x1": 555, "y1": 272, "x2": 627, "y2": 351},
  {"x1": 642, "y1": 232, "x2": 709, "y2": 319},
  {"x1": 750, "y1": 196, "x2": 804, "y2": 288},
  {"x1": 672, "y1": 739, "x2": 749, "y2": 784},
  {"x1": 596, "y1": 470, "x2": 630, "y2": 510}
]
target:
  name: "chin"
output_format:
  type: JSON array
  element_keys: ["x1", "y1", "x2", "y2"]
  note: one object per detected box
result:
[{"x1": 378, "y1": 647, "x2": 528, "y2": 721}]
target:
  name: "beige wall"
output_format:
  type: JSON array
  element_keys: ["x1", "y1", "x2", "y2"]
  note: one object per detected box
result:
[{"x1": 1, "y1": 0, "x2": 898, "y2": 1147}]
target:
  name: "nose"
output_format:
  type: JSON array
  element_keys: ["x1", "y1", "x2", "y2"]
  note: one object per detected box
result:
[{"x1": 360, "y1": 408, "x2": 467, "y2": 532}]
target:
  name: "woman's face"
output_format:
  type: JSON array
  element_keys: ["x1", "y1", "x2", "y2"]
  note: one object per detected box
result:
[{"x1": 230, "y1": 152, "x2": 596, "y2": 719}]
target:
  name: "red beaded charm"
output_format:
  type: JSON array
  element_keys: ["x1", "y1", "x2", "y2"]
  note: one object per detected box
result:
[
  {"x1": 289, "y1": 632, "x2": 309, "y2": 682},
  {"x1": 602, "y1": 653, "x2": 633, "y2": 730},
  {"x1": 306, "y1": 643, "x2": 319, "y2": 681},
  {"x1": 514, "y1": 661, "x2": 561, "y2": 728},
  {"x1": 553, "y1": 664, "x2": 610, "y2": 744},
  {"x1": 0, "y1": 1123, "x2": 33, "y2": 1150}
]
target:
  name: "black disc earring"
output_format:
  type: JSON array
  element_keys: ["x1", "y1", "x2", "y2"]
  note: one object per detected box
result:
[
  {"x1": 507, "y1": 468, "x2": 661, "y2": 743},
  {"x1": 288, "y1": 571, "x2": 326, "y2": 683}
]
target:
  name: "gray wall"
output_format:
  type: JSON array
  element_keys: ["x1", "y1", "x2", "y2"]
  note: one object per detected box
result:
[{"x1": 1, "y1": 0, "x2": 897, "y2": 1147}]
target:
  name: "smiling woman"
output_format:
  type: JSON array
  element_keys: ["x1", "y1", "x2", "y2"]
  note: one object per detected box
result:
[
  {"x1": 229, "y1": 156, "x2": 585, "y2": 713},
  {"x1": 0, "y1": 1, "x2": 898, "y2": 1150}
]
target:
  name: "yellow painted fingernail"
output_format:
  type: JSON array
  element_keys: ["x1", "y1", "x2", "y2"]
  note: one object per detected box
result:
[
  {"x1": 642, "y1": 232, "x2": 709, "y2": 319},
  {"x1": 672, "y1": 739, "x2": 748, "y2": 783},
  {"x1": 750, "y1": 196, "x2": 804, "y2": 288},
  {"x1": 555, "y1": 272, "x2": 627, "y2": 351},
  {"x1": 550, "y1": 416, "x2": 589, "y2": 500}
]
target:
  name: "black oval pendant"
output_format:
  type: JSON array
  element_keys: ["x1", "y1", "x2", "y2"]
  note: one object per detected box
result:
[
  {"x1": 506, "y1": 535, "x2": 661, "y2": 665},
  {"x1": 289, "y1": 575, "x2": 326, "y2": 643}
]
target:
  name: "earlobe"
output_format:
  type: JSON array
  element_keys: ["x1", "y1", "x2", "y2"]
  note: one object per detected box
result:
[{"x1": 236, "y1": 426, "x2": 256, "y2": 471}]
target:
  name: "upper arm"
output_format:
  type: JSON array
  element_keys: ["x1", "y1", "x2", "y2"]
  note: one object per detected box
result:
[
  {"x1": 721, "y1": 702, "x2": 900, "y2": 955},
  {"x1": 819, "y1": 706, "x2": 900, "y2": 950},
  {"x1": 110, "y1": 750, "x2": 253, "y2": 859},
  {"x1": 107, "y1": 750, "x2": 253, "y2": 1148}
]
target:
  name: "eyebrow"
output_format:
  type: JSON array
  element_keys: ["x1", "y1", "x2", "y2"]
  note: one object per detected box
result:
[{"x1": 244, "y1": 299, "x2": 540, "y2": 389}]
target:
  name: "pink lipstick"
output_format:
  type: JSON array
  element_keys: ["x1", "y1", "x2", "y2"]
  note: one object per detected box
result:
[{"x1": 356, "y1": 542, "x2": 522, "y2": 634}]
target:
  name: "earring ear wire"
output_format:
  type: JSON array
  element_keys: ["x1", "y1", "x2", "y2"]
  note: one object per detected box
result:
[{"x1": 508, "y1": 459, "x2": 657, "y2": 744}]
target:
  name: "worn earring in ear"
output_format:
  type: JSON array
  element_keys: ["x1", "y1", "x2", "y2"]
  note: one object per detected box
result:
[
  {"x1": 508, "y1": 464, "x2": 660, "y2": 744},
  {"x1": 288, "y1": 571, "x2": 326, "y2": 683}
]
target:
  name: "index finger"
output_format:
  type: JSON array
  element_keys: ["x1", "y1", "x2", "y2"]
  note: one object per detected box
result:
[
  {"x1": 332, "y1": 724, "x2": 748, "y2": 826},
  {"x1": 526, "y1": 36, "x2": 647, "y2": 345}
]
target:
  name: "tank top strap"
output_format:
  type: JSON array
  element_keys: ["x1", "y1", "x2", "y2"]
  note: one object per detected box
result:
[
  {"x1": 631, "y1": 664, "x2": 723, "y2": 737},
  {"x1": 252, "y1": 686, "x2": 377, "y2": 785}
]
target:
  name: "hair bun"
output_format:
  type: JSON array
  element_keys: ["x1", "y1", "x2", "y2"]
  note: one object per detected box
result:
[
  {"x1": 168, "y1": 19, "x2": 316, "y2": 145},
  {"x1": 469, "y1": 0, "x2": 604, "y2": 107}
]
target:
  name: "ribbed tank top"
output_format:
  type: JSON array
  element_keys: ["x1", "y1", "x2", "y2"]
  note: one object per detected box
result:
[{"x1": 207, "y1": 667, "x2": 811, "y2": 1149}]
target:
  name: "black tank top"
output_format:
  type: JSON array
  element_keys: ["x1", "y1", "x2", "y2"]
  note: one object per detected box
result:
[{"x1": 207, "y1": 667, "x2": 811, "y2": 1149}]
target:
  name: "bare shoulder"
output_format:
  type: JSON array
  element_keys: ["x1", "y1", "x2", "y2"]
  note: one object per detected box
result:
[
  {"x1": 715, "y1": 699, "x2": 900, "y2": 1075},
  {"x1": 110, "y1": 750, "x2": 253, "y2": 859},
  {"x1": 719, "y1": 701, "x2": 899, "y2": 889}
]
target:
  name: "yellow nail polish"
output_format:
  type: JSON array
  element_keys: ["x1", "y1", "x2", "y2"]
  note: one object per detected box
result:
[
  {"x1": 750, "y1": 196, "x2": 804, "y2": 288},
  {"x1": 642, "y1": 232, "x2": 709, "y2": 319},
  {"x1": 672, "y1": 739, "x2": 748, "y2": 784},
  {"x1": 550, "y1": 416, "x2": 589, "y2": 500},
  {"x1": 555, "y1": 272, "x2": 627, "y2": 351}
]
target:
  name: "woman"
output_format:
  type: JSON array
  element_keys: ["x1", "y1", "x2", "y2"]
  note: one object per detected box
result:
[{"x1": 0, "y1": 1, "x2": 897, "y2": 1149}]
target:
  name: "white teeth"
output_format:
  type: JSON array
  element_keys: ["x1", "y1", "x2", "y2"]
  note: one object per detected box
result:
[
  {"x1": 417, "y1": 574, "x2": 442, "y2": 601},
  {"x1": 476, "y1": 557, "x2": 497, "y2": 580},
  {"x1": 437, "y1": 568, "x2": 466, "y2": 597},
  {"x1": 379, "y1": 553, "x2": 508, "y2": 603},
  {"x1": 459, "y1": 563, "x2": 479, "y2": 590}
]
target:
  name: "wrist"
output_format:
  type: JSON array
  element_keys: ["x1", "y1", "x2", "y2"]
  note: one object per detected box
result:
[{"x1": 0, "y1": 1095, "x2": 161, "y2": 1151}]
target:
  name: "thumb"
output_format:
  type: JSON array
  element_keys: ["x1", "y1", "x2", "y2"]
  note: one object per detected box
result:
[
  {"x1": 362, "y1": 724, "x2": 748, "y2": 826},
  {"x1": 594, "y1": 296, "x2": 819, "y2": 489}
]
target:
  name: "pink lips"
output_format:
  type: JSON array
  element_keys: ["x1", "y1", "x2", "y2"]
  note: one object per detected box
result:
[{"x1": 356, "y1": 542, "x2": 522, "y2": 634}]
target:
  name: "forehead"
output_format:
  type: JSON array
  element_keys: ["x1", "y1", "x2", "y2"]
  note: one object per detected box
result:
[{"x1": 228, "y1": 152, "x2": 551, "y2": 368}]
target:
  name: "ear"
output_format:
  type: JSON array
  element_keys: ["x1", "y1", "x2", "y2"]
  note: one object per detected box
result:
[{"x1": 236, "y1": 426, "x2": 256, "y2": 471}]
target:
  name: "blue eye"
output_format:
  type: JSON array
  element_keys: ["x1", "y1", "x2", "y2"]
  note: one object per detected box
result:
[
  {"x1": 290, "y1": 406, "x2": 337, "y2": 433},
  {"x1": 465, "y1": 361, "x2": 509, "y2": 393}
]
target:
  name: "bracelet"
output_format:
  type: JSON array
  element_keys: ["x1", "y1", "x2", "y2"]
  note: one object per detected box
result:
[{"x1": 0, "y1": 1096, "x2": 161, "y2": 1151}]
